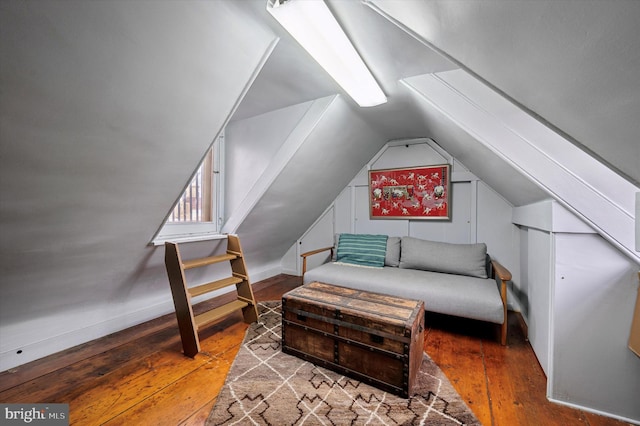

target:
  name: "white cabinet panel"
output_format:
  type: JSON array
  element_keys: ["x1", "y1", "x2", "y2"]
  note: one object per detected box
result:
[{"x1": 354, "y1": 185, "x2": 408, "y2": 236}]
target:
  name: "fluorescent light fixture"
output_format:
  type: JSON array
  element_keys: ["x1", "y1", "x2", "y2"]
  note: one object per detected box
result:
[{"x1": 267, "y1": 0, "x2": 387, "y2": 107}]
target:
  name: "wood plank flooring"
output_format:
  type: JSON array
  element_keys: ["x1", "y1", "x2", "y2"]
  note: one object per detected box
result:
[{"x1": 0, "y1": 274, "x2": 631, "y2": 425}]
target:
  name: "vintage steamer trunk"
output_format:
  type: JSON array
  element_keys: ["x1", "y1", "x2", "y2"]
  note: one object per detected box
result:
[{"x1": 282, "y1": 282, "x2": 425, "y2": 398}]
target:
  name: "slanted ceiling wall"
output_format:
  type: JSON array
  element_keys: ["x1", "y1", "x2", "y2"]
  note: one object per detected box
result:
[
  {"x1": 0, "y1": 0, "x2": 389, "y2": 370},
  {"x1": 225, "y1": 96, "x2": 388, "y2": 271},
  {"x1": 403, "y1": 70, "x2": 639, "y2": 263},
  {"x1": 0, "y1": 1, "x2": 276, "y2": 370}
]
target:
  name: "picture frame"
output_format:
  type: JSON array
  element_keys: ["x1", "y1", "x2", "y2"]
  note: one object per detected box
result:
[{"x1": 369, "y1": 164, "x2": 451, "y2": 220}]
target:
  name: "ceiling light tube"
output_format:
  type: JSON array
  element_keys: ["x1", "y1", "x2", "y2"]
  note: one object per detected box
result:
[{"x1": 267, "y1": 0, "x2": 387, "y2": 107}]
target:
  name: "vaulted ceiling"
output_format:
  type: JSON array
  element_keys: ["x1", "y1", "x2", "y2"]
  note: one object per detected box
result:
[
  {"x1": 227, "y1": 0, "x2": 639, "y2": 262},
  {"x1": 235, "y1": 0, "x2": 640, "y2": 188}
]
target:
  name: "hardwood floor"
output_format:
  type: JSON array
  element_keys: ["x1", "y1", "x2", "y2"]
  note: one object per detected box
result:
[{"x1": 0, "y1": 274, "x2": 631, "y2": 426}]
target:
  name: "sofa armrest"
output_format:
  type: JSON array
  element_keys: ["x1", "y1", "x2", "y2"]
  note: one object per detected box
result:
[
  {"x1": 491, "y1": 259, "x2": 512, "y2": 282},
  {"x1": 490, "y1": 259, "x2": 512, "y2": 345},
  {"x1": 301, "y1": 246, "x2": 334, "y2": 275}
]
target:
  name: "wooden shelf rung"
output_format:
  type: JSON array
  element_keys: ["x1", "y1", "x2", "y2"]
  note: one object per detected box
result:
[
  {"x1": 194, "y1": 300, "x2": 249, "y2": 329},
  {"x1": 237, "y1": 295, "x2": 254, "y2": 305},
  {"x1": 188, "y1": 276, "x2": 243, "y2": 298},
  {"x1": 227, "y1": 250, "x2": 242, "y2": 257},
  {"x1": 232, "y1": 272, "x2": 248, "y2": 280},
  {"x1": 182, "y1": 253, "x2": 237, "y2": 270}
]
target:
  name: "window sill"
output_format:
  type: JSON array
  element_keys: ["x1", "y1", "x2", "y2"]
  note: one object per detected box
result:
[
  {"x1": 151, "y1": 233, "x2": 228, "y2": 246},
  {"x1": 150, "y1": 223, "x2": 226, "y2": 246}
]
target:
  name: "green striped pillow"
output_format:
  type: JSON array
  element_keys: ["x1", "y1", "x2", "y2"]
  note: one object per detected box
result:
[{"x1": 336, "y1": 234, "x2": 388, "y2": 268}]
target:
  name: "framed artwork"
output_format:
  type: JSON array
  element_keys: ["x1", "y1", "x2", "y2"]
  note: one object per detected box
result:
[{"x1": 369, "y1": 164, "x2": 451, "y2": 220}]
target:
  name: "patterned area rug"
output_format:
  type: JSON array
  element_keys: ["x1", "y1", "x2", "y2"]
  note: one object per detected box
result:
[{"x1": 207, "y1": 302, "x2": 480, "y2": 425}]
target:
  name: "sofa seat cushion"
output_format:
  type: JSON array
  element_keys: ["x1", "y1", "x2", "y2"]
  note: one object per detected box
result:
[{"x1": 303, "y1": 262, "x2": 504, "y2": 325}]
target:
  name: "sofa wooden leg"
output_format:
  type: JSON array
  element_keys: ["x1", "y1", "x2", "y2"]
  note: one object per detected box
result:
[{"x1": 500, "y1": 321, "x2": 507, "y2": 345}]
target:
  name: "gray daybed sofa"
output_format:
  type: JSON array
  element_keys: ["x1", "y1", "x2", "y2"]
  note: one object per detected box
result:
[{"x1": 301, "y1": 234, "x2": 512, "y2": 345}]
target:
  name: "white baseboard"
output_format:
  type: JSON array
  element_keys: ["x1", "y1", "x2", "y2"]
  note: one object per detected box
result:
[
  {"x1": 249, "y1": 263, "x2": 284, "y2": 283},
  {"x1": 547, "y1": 396, "x2": 640, "y2": 425},
  {"x1": 1, "y1": 265, "x2": 292, "y2": 372},
  {"x1": 0, "y1": 299, "x2": 176, "y2": 372},
  {"x1": 280, "y1": 267, "x2": 299, "y2": 276},
  {"x1": 506, "y1": 285, "x2": 522, "y2": 313}
]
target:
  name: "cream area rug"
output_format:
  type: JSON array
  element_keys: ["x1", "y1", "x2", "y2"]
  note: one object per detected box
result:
[{"x1": 207, "y1": 302, "x2": 480, "y2": 425}]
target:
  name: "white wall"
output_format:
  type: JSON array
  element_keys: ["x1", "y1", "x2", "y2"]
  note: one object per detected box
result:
[
  {"x1": 551, "y1": 233, "x2": 640, "y2": 422},
  {"x1": 0, "y1": 0, "x2": 277, "y2": 371},
  {"x1": 230, "y1": 96, "x2": 388, "y2": 271},
  {"x1": 520, "y1": 227, "x2": 553, "y2": 375},
  {"x1": 514, "y1": 200, "x2": 640, "y2": 423},
  {"x1": 225, "y1": 100, "x2": 317, "y2": 216}
]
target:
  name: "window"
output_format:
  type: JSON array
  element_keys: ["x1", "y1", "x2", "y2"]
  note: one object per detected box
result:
[
  {"x1": 151, "y1": 135, "x2": 224, "y2": 245},
  {"x1": 167, "y1": 149, "x2": 213, "y2": 223}
]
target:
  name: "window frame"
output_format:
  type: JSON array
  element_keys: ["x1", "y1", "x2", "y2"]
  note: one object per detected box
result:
[{"x1": 151, "y1": 134, "x2": 225, "y2": 246}]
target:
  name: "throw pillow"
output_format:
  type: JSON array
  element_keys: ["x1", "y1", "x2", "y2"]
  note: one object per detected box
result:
[
  {"x1": 336, "y1": 233, "x2": 388, "y2": 268},
  {"x1": 400, "y1": 237, "x2": 488, "y2": 278},
  {"x1": 332, "y1": 234, "x2": 399, "y2": 267}
]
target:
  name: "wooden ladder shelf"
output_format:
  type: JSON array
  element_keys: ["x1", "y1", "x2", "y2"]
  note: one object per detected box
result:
[{"x1": 164, "y1": 234, "x2": 258, "y2": 357}]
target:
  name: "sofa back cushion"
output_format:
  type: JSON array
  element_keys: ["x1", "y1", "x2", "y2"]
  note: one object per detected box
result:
[
  {"x1": 336, "y1": 234, "x2": 388, "y2": 268},
  {"x1": 385, "y1": 236, "x2": 401, "y2": 267},
  {"x1": 400, "y1": 237, "x2": 488, "y2": 278}
]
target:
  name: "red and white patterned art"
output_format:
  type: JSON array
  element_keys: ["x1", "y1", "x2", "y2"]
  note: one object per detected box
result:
[{"x1": 369, "y1": 164, "x2": 451, "y2": 219}]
